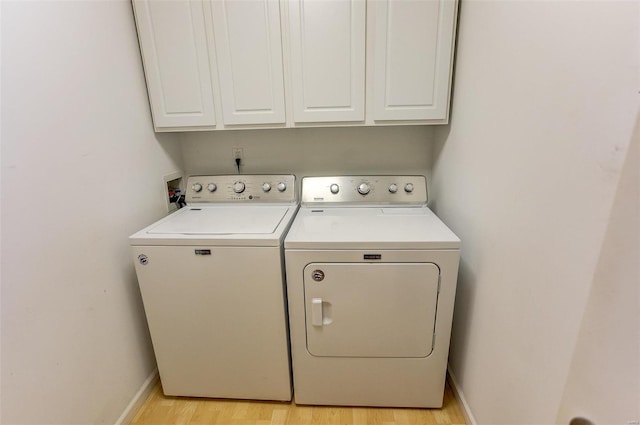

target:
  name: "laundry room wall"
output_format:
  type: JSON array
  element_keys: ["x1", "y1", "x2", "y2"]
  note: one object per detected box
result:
[
  {"x1": 429, "y1": 1, "x2": 638, "y2": 424},
  {"x1": 556, "y1": 112, "x2": 639, "y2": 425},
  {"x1": 1, "y1": 1, "x2": 183, "y2": 424},
  {"x1": 180, "y1": 126, "x2": 435, "y2": 182}
]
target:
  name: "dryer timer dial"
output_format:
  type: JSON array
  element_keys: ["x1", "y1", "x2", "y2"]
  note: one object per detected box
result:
[{"x1": 357, "y1": 183, "x2": 371, "y2": 195}]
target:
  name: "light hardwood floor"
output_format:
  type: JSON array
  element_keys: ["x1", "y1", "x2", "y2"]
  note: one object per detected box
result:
[{"x1": 131, "y1": 381, "x2": 466, "y2": 425}]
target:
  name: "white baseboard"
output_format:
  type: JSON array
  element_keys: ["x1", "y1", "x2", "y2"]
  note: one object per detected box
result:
[
  {"x1": 447, "y1": 365, "x2": 478, "y2": 425},
  {"x1": 114, "y1": 368, "x2": 159, "y2": 425}
]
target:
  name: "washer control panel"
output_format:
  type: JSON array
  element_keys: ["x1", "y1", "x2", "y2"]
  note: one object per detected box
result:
[
  {"x1": 187, "y1": 175, "x2": 296, "y2": 203},
  {"x1": 301, "y1": 176, "x2": 427, "y2": 205}
]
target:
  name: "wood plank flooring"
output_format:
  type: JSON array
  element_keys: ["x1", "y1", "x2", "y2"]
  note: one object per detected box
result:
[{"x1": 131, "y1": 380, "x2": 466, "y2": 425}]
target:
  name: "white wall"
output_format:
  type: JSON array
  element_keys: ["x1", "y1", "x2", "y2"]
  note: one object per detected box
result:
[
  {"x1": 556, "y1": 115, "x2": 639, "y2": 425},
  {"x1": 181, "y1": 126, "x2": 435, "y2": 180},
  {"x1": 430, "y1": 1, "x2": 638, "y2": 423},
  {"x1": 1, "y1": 1, "x2": 183, "y2": 424}
]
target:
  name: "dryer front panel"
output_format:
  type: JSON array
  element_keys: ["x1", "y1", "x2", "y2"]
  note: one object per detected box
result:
[{"x1": 303, "y1": 262, "x2": 439, "y2": 358}]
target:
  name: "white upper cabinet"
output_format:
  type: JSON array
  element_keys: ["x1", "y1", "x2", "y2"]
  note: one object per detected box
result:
[
  {"x1": 207, "y1": 0, "x2": 286, "y2": 125},
  {"x1": 132, "y1": 0, "x2": 216, "y2": 129},
  {"x1": 371, "y1": 0, "x2": 457, "y2": 122},
  {"x1": 132, "y1": 0, "x2": 457, "y2": 131},
  {"x1": 286, "y1": 0, "x2": 366, "y2": 123}
]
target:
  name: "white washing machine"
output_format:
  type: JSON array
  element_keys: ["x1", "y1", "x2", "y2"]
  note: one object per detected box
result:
[
  {"x1": 130, "y1": 175, "x2": 297, "y2": 401},
  {"x1": 284, "y1": 176, "x2": 460, "y2": 408}
]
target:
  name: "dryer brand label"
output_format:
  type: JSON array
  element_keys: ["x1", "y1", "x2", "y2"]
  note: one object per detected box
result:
[
  {"x1": 364, "y1": 254, "x2": 382, "y2": 260},
  {"x1": 138, "y1": 254, "x2": 149, "y2": 266},
  {"x1": 195, "y1": 249, "x2": 211, "y2": 255}
]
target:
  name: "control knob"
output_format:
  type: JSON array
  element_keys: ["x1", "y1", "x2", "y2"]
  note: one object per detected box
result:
[
  {"x1": 388, "y1": 183, "x2": 398, "y2": 193},
  {"x1": 404, "y1": 183, "x2": 414, "y2": 193},
  {"x1": 277, "y1": 182, "x2": 287, "y2": 192},
  {"x1": 262, "y1": 182, "x2": 271, "y2": 192},
  {"x1": 233, "y1": 181, "x2": 246, "y2": 194},
  {"x1": 357, "y1": 183, "x2": 371, "y2": 195},
  {"x1": 330, "y1": 184, "x2": 340, "y2": 194},
  {"x1": 192, "y1": 183, "x2": 202, "y2": 192},
  {"x1": 207, "y1": 183, "x2": 217, "y2": 192}
]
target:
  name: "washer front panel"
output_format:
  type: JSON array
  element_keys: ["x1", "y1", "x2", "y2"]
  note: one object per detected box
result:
[{"x1": 133, "y1": 245, "x2": 292, "y2": 400}]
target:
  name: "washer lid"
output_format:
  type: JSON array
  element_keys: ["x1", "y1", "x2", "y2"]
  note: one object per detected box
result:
[{"x1": 148, "y1": 206, "x2": 290, "y2": 235}]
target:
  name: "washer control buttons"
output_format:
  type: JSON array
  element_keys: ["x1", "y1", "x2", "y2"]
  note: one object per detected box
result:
[
  {"x1": 277, "y1": 182, "x2": 287, "y2": 192},
  {"x1": 262, "y1": 182, "x2": 271, "y2": 192},
  {"x1": 330, "y1": 184, "x2": 340, "y2": 194},
  {"x1": 357, "y1": 183, "x2": 371, "y2": 195},
  {"x1": 388, "y1": 183, "x2": 398, "y2": 193},
  {"x1": 404, "y1": 183, "x2": 414, "y2": 193},
  {"x1": 192, "y1": 183, "x2": 202, "y2": 192},
  {"x1": 207, "y1": 183, "x2": 217, "y2": 192},
  {"x1": 233, "y1": 181, "x2": 246, "y2": 194}
]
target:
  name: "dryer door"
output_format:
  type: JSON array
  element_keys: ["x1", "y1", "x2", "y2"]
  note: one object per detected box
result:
[{"x1": 303, "y1": 262, "x2": 439, "y2": 358}]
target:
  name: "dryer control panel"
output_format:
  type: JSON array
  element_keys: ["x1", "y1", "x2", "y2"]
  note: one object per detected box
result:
[
  {"x1": 187, "y1": 175, "x2": 296, "y2": 203},
  {"x1": 301, "y1": 176, "x2": 427, "y2": 206}
]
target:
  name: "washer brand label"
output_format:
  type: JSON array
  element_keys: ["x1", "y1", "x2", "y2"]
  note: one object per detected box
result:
[
  {"x1": 195, "y1": 249, "x2": 211, "y2": 255},
  {"x1": 138, "y1": 254, "x2": 149, "y2": 265},
  {"x1": 364, "y1": 254, "x2": 382, "y2": 260},
  {"x1": 311, "y1": 270, "x2": 325, "y2": 282}
]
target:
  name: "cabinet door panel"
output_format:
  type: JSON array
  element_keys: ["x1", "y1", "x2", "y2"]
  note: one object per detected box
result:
[
  {"x1": 210, "y1": 0, "x2": 286, "y2": 125},
  {"x1": 132, "y1": 0, "x2": 216, "y2": 128},
  {"x1": 373, "y1": 0, "x2": 456, "y2": 121},
  {"x1": 288, "y1": 0, "x2": 366, "y2": 122}
]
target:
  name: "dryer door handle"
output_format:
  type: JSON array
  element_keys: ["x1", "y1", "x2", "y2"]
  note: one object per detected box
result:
[{"x1": 311, "y1": 298, "x2": 323, "y2": 326}]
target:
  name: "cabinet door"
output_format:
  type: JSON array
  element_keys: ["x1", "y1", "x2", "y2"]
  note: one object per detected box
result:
[
  {"x1": 372, "y1": 0, "x2": 457, "y2": 121},
  {"x1": 209, "y1": 0, "x2": 286, "y2": 125},
  {"x1": 132, "y1": 0, "x2": 216, "y2": 128},
  {"x1": 288, "y1": 0, "x2": 366, "y2": 123}
]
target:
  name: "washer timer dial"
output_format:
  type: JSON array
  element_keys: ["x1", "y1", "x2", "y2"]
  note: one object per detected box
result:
[{"x1": 233, "y1": 181, "x2": 246, "y2": 194}]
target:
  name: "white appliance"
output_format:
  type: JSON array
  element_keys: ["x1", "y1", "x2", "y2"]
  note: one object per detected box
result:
[
  {"x1": 130, "y1": 175, "x2": 297, "y2": 401},
  {"x1": 284, "y1": 176, "x2": 460, "y2": 408}
]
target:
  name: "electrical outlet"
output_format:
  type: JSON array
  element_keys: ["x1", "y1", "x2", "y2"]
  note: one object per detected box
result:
[{"x1": 232, "y1": 147, "x2": 244, "y2": 160}]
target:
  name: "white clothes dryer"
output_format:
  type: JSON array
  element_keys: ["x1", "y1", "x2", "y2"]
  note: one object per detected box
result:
[
  {"x1": 284, "y1": 176, "x2": 460, "y2": 408},
  {"x1": 130, "y1": 175, "x2": 297, "y2": 401}
]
